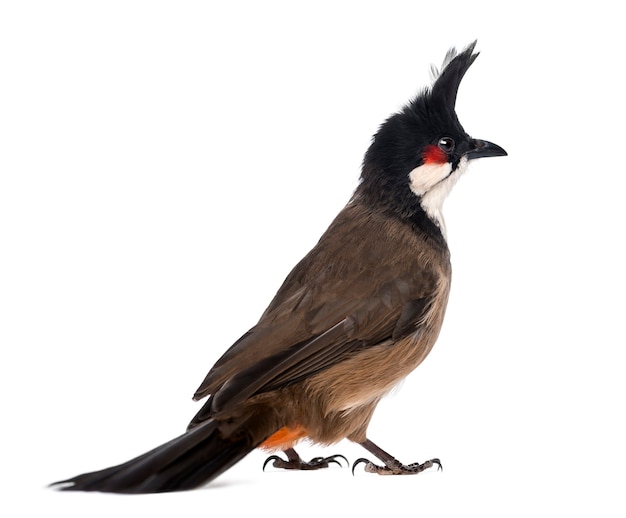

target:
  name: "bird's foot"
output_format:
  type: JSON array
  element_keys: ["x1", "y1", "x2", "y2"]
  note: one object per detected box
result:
[
  {"x1": 263, "y1": 448, "x2": 348, "y2": 471},
  {"x1": 352, "y1": 457, "x2": 442, "y2": 475}
]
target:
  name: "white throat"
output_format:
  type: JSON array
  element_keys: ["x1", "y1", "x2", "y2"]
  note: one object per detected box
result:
[{"x1": 408, "y1": 156, "x2": 468, "y2": 238}]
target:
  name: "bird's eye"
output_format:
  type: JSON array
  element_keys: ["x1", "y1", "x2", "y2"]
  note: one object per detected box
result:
[{"x1": 438, "y1": 137, "x2": 455, "y2": 154}]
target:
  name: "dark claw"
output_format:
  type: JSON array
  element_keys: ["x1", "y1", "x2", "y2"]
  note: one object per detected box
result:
[
  {"x1": 309, "y1": 455, "x2": 344, "y2": 468},
  {"x1": 325, "y1": 454, "x2": 348, "y2": 468},
  {"x1": 262, "y1": 455, "x2": 282, "y2": 471},
  {"x1": 351, "y1": 457, "x2": 371, "y2": 475}
]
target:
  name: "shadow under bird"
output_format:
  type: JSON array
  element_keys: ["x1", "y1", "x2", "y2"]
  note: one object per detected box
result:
[{"x1": 52, "y1": 41, "x2": 507, "y2": 493}]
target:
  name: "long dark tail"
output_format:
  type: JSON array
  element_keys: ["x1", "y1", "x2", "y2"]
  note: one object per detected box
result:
[{"x1": 51, "y1": 418, "x2": 271, "y2": 493}]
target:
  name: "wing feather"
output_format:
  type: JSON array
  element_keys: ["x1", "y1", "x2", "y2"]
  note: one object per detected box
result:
[{"x1": 190, "y1": 201, "x2": 448, "y2": 425}]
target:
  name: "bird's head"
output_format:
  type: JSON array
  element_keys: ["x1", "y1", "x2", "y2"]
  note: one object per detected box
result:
[{"x1": 358, "y1": 41, "x2": 507, "y2": 237}]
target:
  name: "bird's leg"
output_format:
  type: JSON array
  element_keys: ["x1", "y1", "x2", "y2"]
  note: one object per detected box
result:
[
  {"x1": 352, "y1": 438, "x2": 441, "y2": 475},
  {"x1": 263, "y1": 448, "x2": 348, "y2": 471}
]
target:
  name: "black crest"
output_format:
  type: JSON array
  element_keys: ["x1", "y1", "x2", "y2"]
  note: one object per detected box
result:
[{"x1": 430, "y1": 41, "x2": 479, "y2": 114}]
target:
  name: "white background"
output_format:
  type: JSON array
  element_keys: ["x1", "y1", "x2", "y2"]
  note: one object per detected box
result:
[{"x1": 1, "y1": 1, "x2": 625, "y2": 516}]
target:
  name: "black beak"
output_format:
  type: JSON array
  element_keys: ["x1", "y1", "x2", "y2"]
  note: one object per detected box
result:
[{"x1": 465, "y1": 139, "x2": 507, "y2": 160}]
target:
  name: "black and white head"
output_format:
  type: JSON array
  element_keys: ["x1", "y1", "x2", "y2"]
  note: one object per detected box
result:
[{"x1": 357, "y1": 42, "x2": 507, "y2": 238}]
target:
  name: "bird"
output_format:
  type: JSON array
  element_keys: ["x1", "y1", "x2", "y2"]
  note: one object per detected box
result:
[{"x1": 52, "y1": 41, "x2": 507, "y2": 493}]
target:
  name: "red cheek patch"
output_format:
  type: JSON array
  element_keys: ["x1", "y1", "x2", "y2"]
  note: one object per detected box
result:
[{"x1": 422, "y1": 145, "x2": 448, "y2": 164}]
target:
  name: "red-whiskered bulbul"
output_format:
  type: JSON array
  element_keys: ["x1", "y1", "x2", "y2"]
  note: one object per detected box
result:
[{"x1": 52, "y1": 41, "x2": 507, "y2": 493}]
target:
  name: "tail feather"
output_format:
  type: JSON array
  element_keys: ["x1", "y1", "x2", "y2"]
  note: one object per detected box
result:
[{"x1": 51, "y1": 418, "x2": 266, "y2": 493}]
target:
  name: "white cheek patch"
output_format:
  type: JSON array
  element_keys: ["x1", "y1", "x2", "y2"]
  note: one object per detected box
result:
[
  {"x1": 410, "y1": 157, "x2": 469, "y2": 238},
  {"x1": 408, "y1": 162, "x2": 453, "y2": 196}
]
